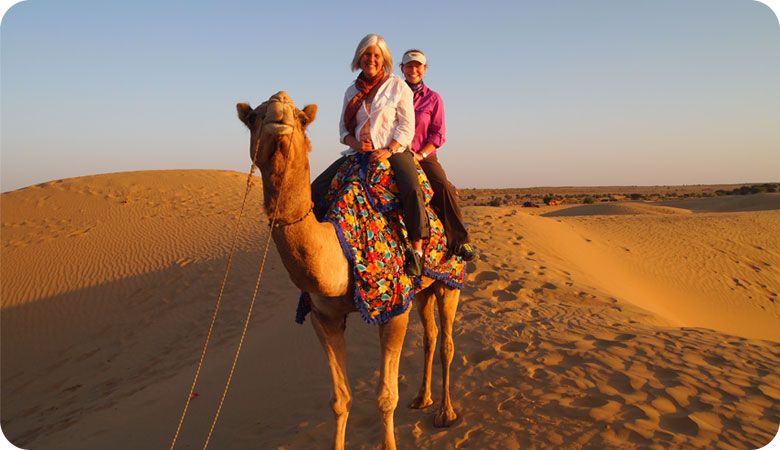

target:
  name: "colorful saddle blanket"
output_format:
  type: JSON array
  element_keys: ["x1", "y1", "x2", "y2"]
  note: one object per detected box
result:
[{"x1": 296, "y1": 153, "x2": 466, "y2": 325}]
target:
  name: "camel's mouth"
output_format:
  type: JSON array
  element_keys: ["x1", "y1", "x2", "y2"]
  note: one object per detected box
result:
[
  {"x1": 263, "y1": 122, "x2": 293, "y2": 136},
  {"x1": 260, "y1": 95, "x2": 296, "y2": 137}
]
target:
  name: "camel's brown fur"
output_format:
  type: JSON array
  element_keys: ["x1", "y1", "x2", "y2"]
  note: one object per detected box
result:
[{"x1": 237, "y1": 91, "x2": 460, "y2": 449}]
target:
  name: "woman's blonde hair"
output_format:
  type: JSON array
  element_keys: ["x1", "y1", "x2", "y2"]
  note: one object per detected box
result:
[{"x1": 350, "y1": 34, "x2": 393, "y2": 73}]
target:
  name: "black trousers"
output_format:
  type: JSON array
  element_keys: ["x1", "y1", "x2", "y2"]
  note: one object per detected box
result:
[
  {"x1": 310, "y1": 155, "x2": 347, "y2": 219},
  {"x1": 310, "y1": 152, "x2": 429, "y2": 242},
  {"x1": 419, "y1": 154, "x2": 469, "y2": 249}
]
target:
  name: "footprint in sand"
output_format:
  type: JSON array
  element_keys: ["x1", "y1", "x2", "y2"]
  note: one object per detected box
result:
[
  {"x1": 572, "y1": 395, "x2": 609, "y2": 408},
  {"x1": 607, "y1": 371, "x2": 634, "y2": 395},
  {"x1": 507, "y1": 322, "x2": 526, "y2": 334},
  {"x1": 499, "y1": 341, "x2": 527, "y2": 353},
  {"x1": 506, "y1": 280, "x2": 525, "y2": 292},
  {"x1": 460, "y1": 312, "x2": 480, "y2": 322},
  {"x1": 494, "y1": 289, "x2": 519, "y2": 302},
  {"x1": 474, "y1": 271, "x2": 499, "y2": 282},
  {"x1": 532, "y1": 282, "x2": 557, "y2": 294},
  {"x1": 68, "y1": 226, "x2": 94, "y2": 237},
  {"x1": 660, "y1": 413, "x2": 699, "y2": 436},
  {"x1": 468, "y1": 347, "x2": 498, "y2": 364}
]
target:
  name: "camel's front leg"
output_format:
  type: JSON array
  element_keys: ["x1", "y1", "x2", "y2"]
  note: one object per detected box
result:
[
  {"x1": 435, "y1": 288, "x2": 460, "y2": 427},
  {"x1": 311, "y1": 310, "x2": 351, "y2": 450},
  {"x1": 409, "y1": 287, "x2": 437, "y2": 409},
  {"x1": 376, "y1": 309, "x2": 410, "y2": 450}
]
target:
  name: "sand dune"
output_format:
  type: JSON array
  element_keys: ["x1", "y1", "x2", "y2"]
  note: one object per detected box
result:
[
  {"x1": 541, "y1": 202, "x2": 692, "y2": 217},
  {"x1": 2, "y1": 170, "x2": 779, "y2": 449}
]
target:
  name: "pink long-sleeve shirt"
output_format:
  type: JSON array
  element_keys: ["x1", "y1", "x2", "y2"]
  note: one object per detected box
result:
[{"x1": 410, "y1": 83, "x2": 446, "y2": 157}]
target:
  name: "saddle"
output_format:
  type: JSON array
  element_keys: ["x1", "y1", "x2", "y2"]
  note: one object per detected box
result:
[{"x1": 296, "y1": 154, "x2": 465, "y2": 325}]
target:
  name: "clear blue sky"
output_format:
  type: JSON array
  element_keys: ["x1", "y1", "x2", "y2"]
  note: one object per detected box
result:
[{"x1": 1, "y1": 0, "x2": 779, "y2": 192}]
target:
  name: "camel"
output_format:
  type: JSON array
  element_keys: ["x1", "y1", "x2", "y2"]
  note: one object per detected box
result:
[{"x1": 237, "y1": 91, "x2": 461, "y2": 450}]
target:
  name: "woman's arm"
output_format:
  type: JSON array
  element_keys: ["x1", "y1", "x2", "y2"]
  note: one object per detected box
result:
[
  {"x1": 414, "y1": 142, "x2": 438, "y2": 161},
  {"x1": 369, "y1": 78, "x2": 414, "y2": 162},
  {"x1": 339, "y1": 88, "x2": 351, "y2": 146},
  {"x1": 415, "y1": 92, "x2": 446, "y2": 161},
  {"x1": 392, "y1": 80, "x2": 415, "y2": 149}
]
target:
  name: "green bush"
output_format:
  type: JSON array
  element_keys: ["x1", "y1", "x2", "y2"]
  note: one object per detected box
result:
[
  {"x1": 583, "y1": 196, "x2": 596, "y2": 204},
  {"x1": 543, "y1": 194, "x2": 562, "y2": 204},
  {"x1": 489, "y1": 197, "x2": 502, "y2": 206}
]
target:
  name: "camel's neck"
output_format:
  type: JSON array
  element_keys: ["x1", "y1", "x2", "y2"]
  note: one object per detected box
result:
[
  {"x1": 258, "y1": 149, "x2": 350, "y2": 298},
  {"x1": 256, "y1": 141, "x2": 312, "y2": 224}
]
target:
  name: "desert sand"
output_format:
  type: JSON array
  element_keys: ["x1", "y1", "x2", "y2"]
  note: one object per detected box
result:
[{"x1": 2, "y1": 170, "x2": 779, "y2": 449}]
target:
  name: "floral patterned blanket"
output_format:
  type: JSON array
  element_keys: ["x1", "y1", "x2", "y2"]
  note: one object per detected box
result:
[{"x1": 296, "y1": 153, "x2": 466, "y2": 325}]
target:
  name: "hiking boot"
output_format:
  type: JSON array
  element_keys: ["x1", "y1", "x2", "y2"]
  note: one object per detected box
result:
[
  {"x1": 404, "y1": 250, "x2": 423, "y2": 277},
  {"x1": 454, "y1": 243, "x2": 477, "y2": 261}
]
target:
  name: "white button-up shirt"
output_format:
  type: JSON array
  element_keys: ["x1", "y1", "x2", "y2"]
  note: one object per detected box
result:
[{"x1": 339, "y1": 73, "x2": 415, "y2": 155}]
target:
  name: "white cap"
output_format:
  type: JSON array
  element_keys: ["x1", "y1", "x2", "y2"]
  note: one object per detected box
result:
[{"x1": 401, "y1": 51, "x2": 426, "y2": 65}]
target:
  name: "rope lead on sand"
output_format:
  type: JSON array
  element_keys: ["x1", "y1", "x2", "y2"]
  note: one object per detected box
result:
[{"x1": 170, "y1": 135, "x2": 294, "y2": 450}]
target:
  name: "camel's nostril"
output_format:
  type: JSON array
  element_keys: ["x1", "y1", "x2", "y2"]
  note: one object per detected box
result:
[{"x1": 266, "y1": 103, "x2": 285, "y2": 122}]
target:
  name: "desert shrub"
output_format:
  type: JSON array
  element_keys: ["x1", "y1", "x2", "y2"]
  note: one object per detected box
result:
[
  {"x1": 733, "y1": 186, "x2": 758, "y2": 195},
  {"x1": 630, "y1": 193, "x2": 644, "y2": 201},
  {"x1": 543, "y1": 194, "x2": 562, "y2": 205},
  {"x1": 711, "y1": 184, "x2": 778, "y2": 196},
  {"x1": 489, "y1": 197, "x2": 502, "y2": 206},
  {"x1": 583, "y1": 196, "x2": 596, "y2": 204}
]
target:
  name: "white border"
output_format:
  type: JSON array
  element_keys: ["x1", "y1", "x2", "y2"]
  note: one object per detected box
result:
[{"x1": 0, "y1": 0, "x2": 778, "y2": 449}]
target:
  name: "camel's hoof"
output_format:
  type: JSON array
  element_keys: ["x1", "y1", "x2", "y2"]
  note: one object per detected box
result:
[
  {"x1": 433, "y1": 409, "x2": 458, "y2": 427},
  {"x1": 408, "y1": 395, "x2": 433, "y2": 409}
]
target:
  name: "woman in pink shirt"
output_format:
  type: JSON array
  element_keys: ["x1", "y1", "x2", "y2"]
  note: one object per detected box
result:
[{"x1": 400, "y1": 49, "x2": 476, "y2": 261}]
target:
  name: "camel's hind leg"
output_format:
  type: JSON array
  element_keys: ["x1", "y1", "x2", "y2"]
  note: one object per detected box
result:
[
  {"x1": 409, "y1": 285, "x2": 439, "y2": 409},
  {"x1": 376, "y1": 309, "x2": 410, "y2": 450},
  {"x1": 434, "y1": 286, "x2": 460, "y2": 427},
  {"x1": 310, "y1": 310, "x2": 351, "y2": 450}
]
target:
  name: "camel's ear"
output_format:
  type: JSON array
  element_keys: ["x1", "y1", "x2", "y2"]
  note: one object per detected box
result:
[
  {"x1": 237, "y1": 103, "x2": 253, "y2": 128},
  {"x1": 302, "y1": 104, "x2": 317, "y2": 129}
]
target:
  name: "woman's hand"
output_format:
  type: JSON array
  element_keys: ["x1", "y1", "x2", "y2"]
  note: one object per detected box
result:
[
  {"x1": 344, "y1": 135, "x2": 372, "y2": 153},
  {"x1": 413, "y1": 152, "x2": 424, "y2": 162},
  {"x1": 368, "y1": 148, "x2": 392, "y2": 163},
  {"x1": 360, "y1": 140, "x2": 375, "y2": 153}
]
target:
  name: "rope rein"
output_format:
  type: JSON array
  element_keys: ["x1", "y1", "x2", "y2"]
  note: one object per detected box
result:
[
  {"x1": 170, "y1": 120, "x2": 296, "y2": 450},
  {"x1": 270, "y1": 205, "x2": 313, "y2": 228}
]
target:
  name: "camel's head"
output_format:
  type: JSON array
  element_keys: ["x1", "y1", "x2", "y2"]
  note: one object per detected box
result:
[{"x1": 237, "y1": 91, "x2": 317, "y2": 168}]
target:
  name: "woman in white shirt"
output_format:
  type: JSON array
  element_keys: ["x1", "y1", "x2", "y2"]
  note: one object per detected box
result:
[{"x1": 311, "y1": 34, "x2": 428, "y2": 277}]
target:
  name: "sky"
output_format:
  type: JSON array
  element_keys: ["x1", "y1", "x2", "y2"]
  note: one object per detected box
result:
[{"x1": 1, "y1": 0, "x2": 779, "y2": 193}]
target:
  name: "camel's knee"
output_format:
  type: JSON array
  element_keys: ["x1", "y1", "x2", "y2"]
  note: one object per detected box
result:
[
  {"x1": 376, "y1": 390, "x2": 399, "y2": 413},
  {"x1": 331, "y1": 392, "x2": 352, "y2": 417}
]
